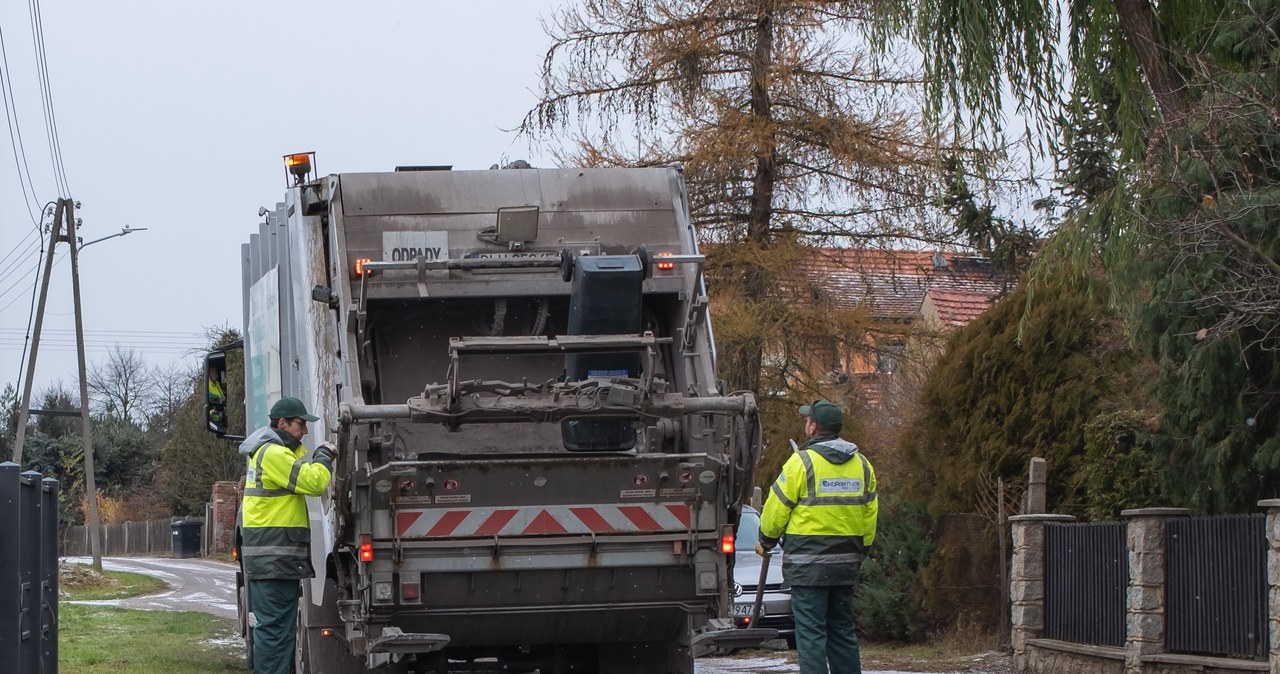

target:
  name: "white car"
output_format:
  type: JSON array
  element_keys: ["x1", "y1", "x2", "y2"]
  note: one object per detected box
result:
[{"x1": 732, "y1": 506, "x2": 796, "y2": 648}]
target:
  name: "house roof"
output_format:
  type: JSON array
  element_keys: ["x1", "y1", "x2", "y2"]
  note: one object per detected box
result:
[
  {"x1": 804, "y1": 248, "x2": 1009, "y2": 321},
  {"x1": 924, "y1": 288, "x2": 1001, "y2": 329}
]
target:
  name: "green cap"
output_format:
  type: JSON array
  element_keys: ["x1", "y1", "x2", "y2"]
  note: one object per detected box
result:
[
  {"x1": 269, "y1": 396, "x2": 319, "y2": 422},
  {"x1": 799, "y1": 399, "x2": 843, "y2": 430}
]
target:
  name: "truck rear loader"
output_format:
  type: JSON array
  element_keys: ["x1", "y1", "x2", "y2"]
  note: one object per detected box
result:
[{"x1": 206, "y1": 156, "x2": 769, "y2": 673}]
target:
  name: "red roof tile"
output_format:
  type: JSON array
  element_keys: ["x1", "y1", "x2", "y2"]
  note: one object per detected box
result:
[
  {"x1": 803, "y1": 248, "x2": 1009, "y2": 321},
  {"x1": 925, "y1": 288, "x2": 1001, "y2": 328}
]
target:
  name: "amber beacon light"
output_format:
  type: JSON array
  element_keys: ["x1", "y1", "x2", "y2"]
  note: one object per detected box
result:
[{"x1": 284, "y1": 151, "x2": 316, "y2": 186}]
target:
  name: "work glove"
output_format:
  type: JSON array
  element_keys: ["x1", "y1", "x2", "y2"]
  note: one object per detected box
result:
[
  {"x1": 755, "y1": 541, "x2": 769, "y2": 557},
  {"x1": 314, "y1": 441, "x2": 338, "y2": 464}
]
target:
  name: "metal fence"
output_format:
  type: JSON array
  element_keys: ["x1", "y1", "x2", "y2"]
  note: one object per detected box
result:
[
  {"x1": 0, "y1": 462, "x2": 60, "y2": 674},
  {"x1": 1166, "y1": 514, "x2": 1267, "y2": 659},
  {"x1": 1043, "y1": 521, "x2": 1127, "y2": 646}
]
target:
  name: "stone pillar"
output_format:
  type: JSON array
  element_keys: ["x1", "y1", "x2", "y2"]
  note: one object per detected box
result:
[
  {"x1": 1025, "y1": 457, "x2": 1047, "y2": 514},
  {"x1": 210, "y1": 480, "x2": 243, "y2": 554},
  {"x1": 1121, "y1": 507, "x2": 1189, "y2": 674},
  {"x1": 1259, "y1": 499, "x2": 1280, "y2": 674},
  {"x1": 1009, "y1": 513, "x2": 1075, "y2": 671}
]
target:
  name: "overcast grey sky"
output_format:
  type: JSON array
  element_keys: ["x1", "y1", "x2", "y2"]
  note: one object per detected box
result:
[{"x1": 1, "y1": 1, "x2": 561, "y2": 394}]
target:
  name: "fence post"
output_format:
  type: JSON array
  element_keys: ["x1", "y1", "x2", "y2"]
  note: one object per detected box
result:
[
  {"x1": 1121, "y1": 507, "x2": 1189, "y2": 674},
  {"x1": 1008, "y1": 512, "x2": 1075, "y2": 670},
  {"x1": 40, "y1": 477, "x2": 58, "y2": 672},
  {"x1": 0, "y1": 463, "x2": 21, "y2": 674},
  {"x1": 1259, "y1": 499, "x2": 1280, "y2": 674}
]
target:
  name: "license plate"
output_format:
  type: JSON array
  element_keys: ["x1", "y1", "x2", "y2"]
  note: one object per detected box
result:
[{"x1": 732, "y1": 603, "x2": 762, "y2": 617}]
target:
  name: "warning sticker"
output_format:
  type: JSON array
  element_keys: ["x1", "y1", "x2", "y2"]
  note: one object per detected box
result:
[
  {"x1": 620, "y1": 489, "x2": 657, "y2": 499},
  {"x1": 660, "y1": 488, "x2": 696, "y2": 498},
  {"x1": 434, "y1": 494, "x2": 472, "y2": 504},
  {"x1": 396, "y1": 496, "x2": 432, "y2": 505}
]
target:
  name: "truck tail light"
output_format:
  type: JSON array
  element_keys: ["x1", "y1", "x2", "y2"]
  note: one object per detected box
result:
[
  {"x1": 655, "y1": 252, "x2": 676, "y2": 271},
  {"x1": 353, "y1": 258, "x2": 373, "y2": 277},
  {"x1": 359, "y1": 533, "x2": 374, "y2": 562},
  {"x1": 402, "y1": 582, "x2": 420, "y2": 601},
  {"x1": 720, "y1": 526, "x2": 735, "y2": 554}
]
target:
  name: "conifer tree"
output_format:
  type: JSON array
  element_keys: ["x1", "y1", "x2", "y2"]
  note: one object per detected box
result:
[{"x1": 523, "y1": 0, "x2": 955, "y2": 406}]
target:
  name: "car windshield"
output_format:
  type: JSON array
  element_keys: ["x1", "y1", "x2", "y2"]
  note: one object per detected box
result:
[{"x1": 737, "y1": 509, "x2": 761, "y2": 549}]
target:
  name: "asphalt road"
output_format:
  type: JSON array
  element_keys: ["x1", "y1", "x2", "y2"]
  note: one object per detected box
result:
[
  {"x1": 61, "y1": 556, "x2": 1003, "y2": 673},
  {"x1": 63, "y1": 556, "x2": 238, "y2": 620}
]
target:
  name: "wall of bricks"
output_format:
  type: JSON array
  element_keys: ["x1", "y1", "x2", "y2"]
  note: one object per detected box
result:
[{"x1": 210, "y1": 480, "x2": 242, "y2": 554}]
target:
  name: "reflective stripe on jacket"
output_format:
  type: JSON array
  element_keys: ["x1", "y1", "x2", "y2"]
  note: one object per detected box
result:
[
  {"x1": 240, "y1": 430, "x2": 332, "y2": 580},
  {"x1": 758, "y1": 436, "x2": 877, "y2": 586}
]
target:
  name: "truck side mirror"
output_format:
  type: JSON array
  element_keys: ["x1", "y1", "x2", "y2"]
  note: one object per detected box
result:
[
  {"x1": 205, "y1": 339, "x2": 245, "y2": 442},
  {"x1": 206, "y1": 353, "x2": 229, "y2": 435}
]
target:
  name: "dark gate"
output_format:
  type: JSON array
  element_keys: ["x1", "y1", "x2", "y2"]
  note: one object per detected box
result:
[
  {"x1": 1044, "y1": 522, "x2": 1126, "y2": 646},
  {"x1": 1166, "y1": 514, "x2": 1267, "y2": 659},
  {"x1": 0, "y1": 462, "x2": 60, "y2": 674}
]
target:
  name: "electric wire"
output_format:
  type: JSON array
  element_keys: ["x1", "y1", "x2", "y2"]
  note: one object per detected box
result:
[
  {"x1": 10, "y1": 204, "x2": 48, "y2": 392},
  {"x1": 28, "y1": 0, "x2": 69, "y2": 195},
  {"x1": 0, "y1": 227, "x2": 39, "y2": 268},
  {"x1": 0, "y1": 252, "x2": 40, "y2": 311},
  {"x1": 0, "y1": 22, "x2": 43, "y2": 225},
  {"x1": 0, "y1": 241, "x2": 41, "y2": 296}
]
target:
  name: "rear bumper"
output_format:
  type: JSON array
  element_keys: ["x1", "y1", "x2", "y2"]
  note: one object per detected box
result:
[{"x1": 366, "y1": 600, "x2": 710, "y2": 648}]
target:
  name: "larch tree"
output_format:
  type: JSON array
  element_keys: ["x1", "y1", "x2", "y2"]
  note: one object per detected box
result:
[{"x1": 523, "y1": 0, "x2": 963, "y2": 465}]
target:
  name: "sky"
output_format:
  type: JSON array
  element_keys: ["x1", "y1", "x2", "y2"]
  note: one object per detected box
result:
[{"x1": 1, "y1": 1, "x2": 563, "y2": 395}]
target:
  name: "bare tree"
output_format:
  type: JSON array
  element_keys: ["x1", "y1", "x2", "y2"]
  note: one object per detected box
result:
[
  {"x1": 87, "y1": 346, "x2": 155, "y2": 424},
  {"x1": 146, "y1": 361, "x2": 198, "y2": 437}
]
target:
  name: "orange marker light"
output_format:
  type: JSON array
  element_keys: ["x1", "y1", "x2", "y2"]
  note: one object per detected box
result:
[
  {"x1": 283, "y1": 151, "x2": 316, "y2": 186},
  {"x1": 354, "y1": 258, "x2": 373, "y2": 277},
  {"x1": 321, "y1": 628, "x2": 334, "y2": 637},
  {"x1": 285, "y1": 153, "x2": 311, "y2": 174},
  {"x1": 655, "y1": 252, "x2": 676, "y2": 271}
]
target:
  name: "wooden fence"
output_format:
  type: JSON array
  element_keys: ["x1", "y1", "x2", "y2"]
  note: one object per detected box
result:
[{"x1": 62, "y1": 516, "x2": 208, "y2": 558}]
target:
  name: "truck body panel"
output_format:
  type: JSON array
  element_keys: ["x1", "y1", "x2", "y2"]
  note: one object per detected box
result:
[{"x1": 231, "y1": 165, "x2": 761, "y2": 673}]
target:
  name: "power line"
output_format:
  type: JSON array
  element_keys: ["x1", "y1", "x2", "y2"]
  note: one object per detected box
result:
[
  {"x1": 28, "y1": 0, "x2": 69, "y2": 195},
  {"x1": 0, "y1": 327, "x2": 208, "y2": 337},
  {"x1": 0, "y1": 228, "x2": 39, "y2": 269},
  {"x1": 0, "y1": 22, "x2": 44, "y2": 224},
  {"x1": 0, "y1": 251, "x2": 41, "y2": 307},
  {"x1": 10, "y1": 206, "x2": 46, "y2": 388}
]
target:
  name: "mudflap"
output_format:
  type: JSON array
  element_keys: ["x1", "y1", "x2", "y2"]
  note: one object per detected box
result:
[{"x1": 690, "y1": 619, "x2": 777, "y2": 657}]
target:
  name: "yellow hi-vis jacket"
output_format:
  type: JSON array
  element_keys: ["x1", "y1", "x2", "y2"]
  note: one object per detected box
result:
[
  {"x1": 759, "y1": 435, "x2": 877, "y2": 586},
  {"x1": 238, "y1": 426, "x2": 333, "y2": 579}
]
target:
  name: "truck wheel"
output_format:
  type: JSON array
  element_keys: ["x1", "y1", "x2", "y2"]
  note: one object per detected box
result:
[{"x1": 239, "y1": 585, "x2": 255, "y2": 670}]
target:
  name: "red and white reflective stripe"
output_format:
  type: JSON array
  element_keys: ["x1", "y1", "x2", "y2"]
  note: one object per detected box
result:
[{"x1": 396, "y1": 503, "x2": 694, "y2": 538}]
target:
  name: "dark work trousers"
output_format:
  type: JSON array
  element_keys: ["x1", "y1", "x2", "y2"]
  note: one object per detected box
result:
[
  {"x1": 249, "y1": 578, "x2": 301, "y2": 674},
  {"x1": 791, "y1": 585, "x2": 861, "y2": 674}
]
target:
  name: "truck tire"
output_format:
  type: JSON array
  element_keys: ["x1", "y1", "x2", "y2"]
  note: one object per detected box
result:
[
  {"x1": 238, "y1": 585, "x2": 254, "y2": 670},
  {"x1": 296, "y1": 579, "x2": 365, "y2": 674}
]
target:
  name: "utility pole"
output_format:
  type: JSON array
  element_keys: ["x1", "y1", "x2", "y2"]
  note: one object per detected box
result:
[
  {"x1": 9, "y1": 198, "x2": 104, "y2": 571},
  {"x1": 66, "y1": 200, "x2": 104, "y2": 571},
  {"x1": 11, "y1": 201, "x2": 64, "y2": 465}
]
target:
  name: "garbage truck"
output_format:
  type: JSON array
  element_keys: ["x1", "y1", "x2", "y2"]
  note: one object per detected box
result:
[{"x1": 205, "y1": 155, "x2": 769, "y2": 673}]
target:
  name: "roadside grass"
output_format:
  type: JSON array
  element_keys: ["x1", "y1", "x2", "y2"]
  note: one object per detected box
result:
[
  {"x1": 62, "y1": 564, "x2": 167, "y2": 600},
  {"x1": 60, "y1": 564, "x2": 246, "y2": 674}
]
